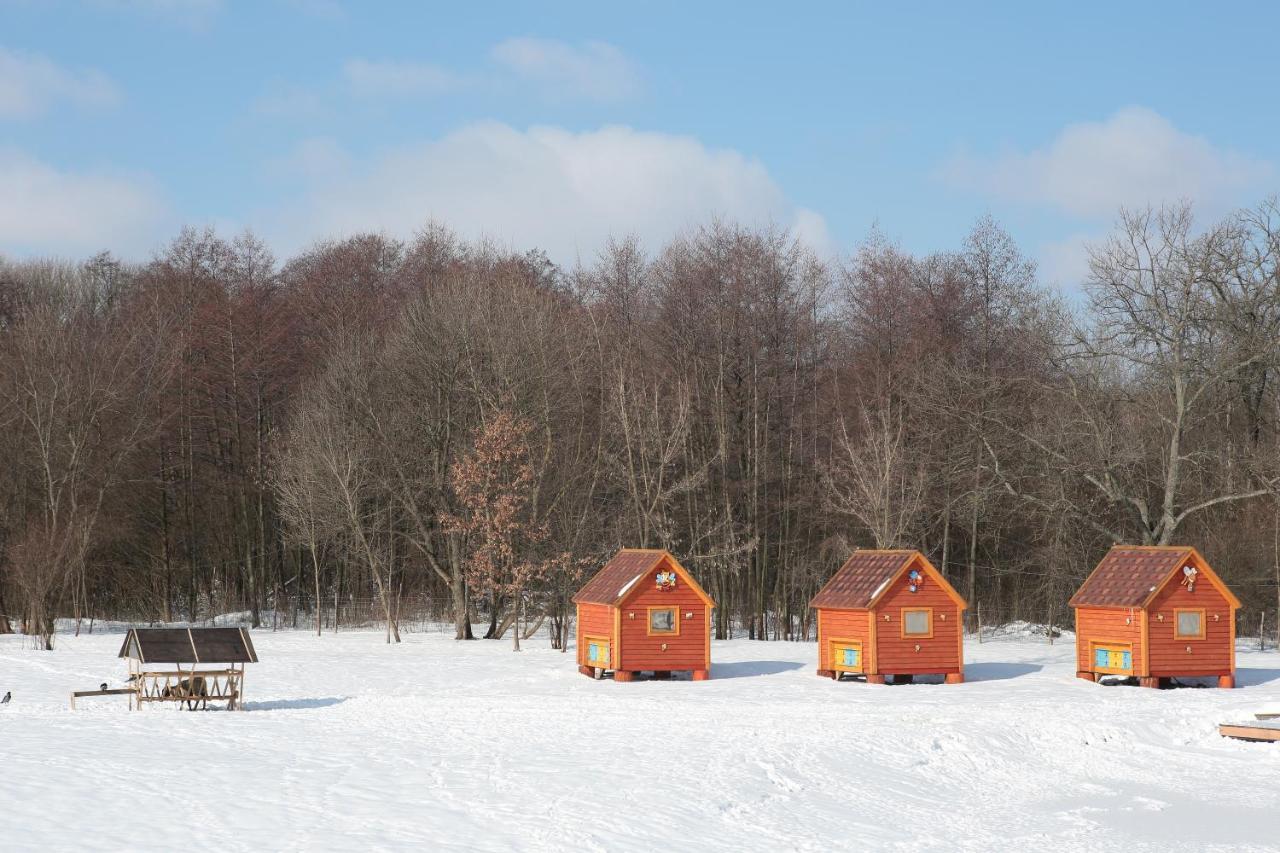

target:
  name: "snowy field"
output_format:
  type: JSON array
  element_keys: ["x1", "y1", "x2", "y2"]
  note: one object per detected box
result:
[{"x1": 3, "y1": 626, "x2": 1280, "y2": 852}]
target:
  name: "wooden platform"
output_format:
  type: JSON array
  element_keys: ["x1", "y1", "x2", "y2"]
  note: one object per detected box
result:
[{"x1": 1219, "y1": 719, "x2": 1280, "y2": 742}]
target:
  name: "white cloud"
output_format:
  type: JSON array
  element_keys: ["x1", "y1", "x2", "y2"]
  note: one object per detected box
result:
[
  {"x1": 0, "y1": 47, "x2": 119, "y2": 119},
  {"x1": 1037, "y1": 233, "x2": 1098, "y2": 294},
  {"x1": 341, "y1": 59, "x2": 470, "y2": 98},
  {"x1": 944, "y1": 107, "x2": 1273, "y2": 218},
  {"x1": 0, "y1": 148, "x2": 167, "y2": 256},
  {"x1": 491, "y1": 37, "x2": 641, "y2": 101},
  {"x1": 264, "y1": 123, "x2": 827, "y2": 262}
]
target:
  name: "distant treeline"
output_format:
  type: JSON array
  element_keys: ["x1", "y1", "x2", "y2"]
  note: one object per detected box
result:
[{"x1": 2, "y1": 199, "x2": 1280, "y2": 649}]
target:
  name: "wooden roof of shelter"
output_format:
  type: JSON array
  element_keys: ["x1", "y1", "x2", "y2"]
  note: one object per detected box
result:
[
  {"x1": 1069, "y1": 545, "x2": 1241, "y2": 609},
  {"x1": 117, "y1": 627, "x2": 258, "y2": 665},
  {"x1": 572, "y1": 549, "x2": 715, "y2": 608},
  {"x1": 810, "y1": 549, "x2": 966, "y2": 611}
]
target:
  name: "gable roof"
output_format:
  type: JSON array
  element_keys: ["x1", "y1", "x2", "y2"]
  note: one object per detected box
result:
[
  {"x1": 118, "y1": 627, "x2": 258, "y2": 664},
  {"x1": 572, "y1": 549, "x2": 715, "y2": 608},
  {"x1": 810, "y1": 549, "x2": 966, "y2": 611},
  {"x1": 1069, "y1": 545, "x2": 1241, "y2": 610}
]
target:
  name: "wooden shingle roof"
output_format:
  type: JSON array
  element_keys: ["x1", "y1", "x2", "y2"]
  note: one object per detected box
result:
[
  {"x1": 811, "y1": 549, "x2": 966, "y2": 611},
  {"x1": 1069, "y1": 545, "x2": 1241, "y2": 610},
  {"x1": 118, "y1": 627, "x2": 258, "y2": 664},
  {"x1": 572, "y1": 549, "x2": 715, "y2": 608}
]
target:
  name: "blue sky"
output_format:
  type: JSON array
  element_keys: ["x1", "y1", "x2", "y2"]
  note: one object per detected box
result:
[{"x1": 2, "y1": 1, "x2": 1278, "y2": 289}]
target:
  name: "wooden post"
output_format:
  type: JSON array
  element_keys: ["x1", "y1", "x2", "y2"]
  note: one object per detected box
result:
[
  {"x1": 944, "y1": 673, "x2": 964, "y2": 684},
  {"x1": 614, "y1": 670, "x2": 634, "y2": 682},
  {"x1": 1218, "y1": 674, "x2": 1235, "y2": 689},
  {"x1": 866, "y1": 674, "x2": 886, "y2": 685},
  {"x1": 1075, "y1": 671, "x2": 1097, "y2": 682},
  {"x1": 691, "y1": 670, "x2": 710, "y2": 681}
]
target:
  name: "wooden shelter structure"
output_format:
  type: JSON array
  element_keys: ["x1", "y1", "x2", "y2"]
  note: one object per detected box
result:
[
  {"x1": 117, "y1": 627, "x2": 257, "y2": 710},
  {"x1": 573, "y1": 549, "x2": 715, "y2": 681},
  {"x1": 1070, "y1": 545, "x2": 1239, "y2": 688},
  {"x1": 811, "y1": 549, "x2": 966, "y2": 684}
]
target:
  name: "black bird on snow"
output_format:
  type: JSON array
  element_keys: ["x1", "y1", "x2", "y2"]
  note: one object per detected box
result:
[
  {"x1": 1, "y1": 691, "x2": 10, "y2": 704},
  {"x1": 100, "y1": 683, "x2": 108, "y2": 692}
]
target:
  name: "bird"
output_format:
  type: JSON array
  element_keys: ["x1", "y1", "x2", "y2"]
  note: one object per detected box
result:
[
  {"x1": 1, "y1": 691, "x2": 10, "y2": 705},
  {"x1": 100, "y1": 682, "x2": 108, "y2": 692}
]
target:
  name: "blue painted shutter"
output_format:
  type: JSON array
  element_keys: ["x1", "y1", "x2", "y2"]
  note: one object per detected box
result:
[
  {"x1": 1095, "y1": 647, "x2": 1109, "y2": 668},
  {"x1": 1121, "y1": 650, "x2": 1131, "y2": 669}
]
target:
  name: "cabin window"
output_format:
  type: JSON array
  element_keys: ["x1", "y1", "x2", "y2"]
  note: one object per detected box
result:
[
  {"x1": 585, "y1": 637, "x2": 609, "y2": 667},
  {"x1": 830, "y1": 640, "x2": 862, "y2": 673},
  {"x1": 1175, "y1": 609, "x2": 1205, "y2": 640},
  {"x1": 902, "y1": 608, "x2": 932, "y2": 638},
  {"x1": 648, "y1": 607, "x2": 678, "y2": 635}
]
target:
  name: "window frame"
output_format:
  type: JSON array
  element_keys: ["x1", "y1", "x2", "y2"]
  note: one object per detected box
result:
[
  {"x1": 828, "y1": 638, "x2": 863, "y2": 674},
  {"x1": 646, "y1": 606, "x2": 680, "y2": 636},
  {"x1": 1174, "y1": 608, "x2": 1206, "y2": 640},
  {"x1": 900, "y1": 607, "x2": 934, "y2": 639}
]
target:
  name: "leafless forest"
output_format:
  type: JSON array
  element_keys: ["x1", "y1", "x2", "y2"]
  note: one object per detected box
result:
[{"x1": 3, "y1": 200, "x2": 1280, "y2": 649}]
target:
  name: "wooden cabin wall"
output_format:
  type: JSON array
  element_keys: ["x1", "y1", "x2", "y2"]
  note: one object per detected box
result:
[
  {"x1": 1147, "y1": 574, "x2": 1234, "y2": 677},
  {"x1": 1074, "y1": 608, "x2": 1145, "y2": 674},
  {"x1": 576, "y1": 603, "x2": 615, "y2": 668},
  {"x1": 874, "y1": 567, "x2": 963, "y2": 675},
  {"x1": 618, "y1": 572, "x2": 708, "y2": 672},
  {"x1": 816, "y1": 609, "x2": 870, "y2": 671}
]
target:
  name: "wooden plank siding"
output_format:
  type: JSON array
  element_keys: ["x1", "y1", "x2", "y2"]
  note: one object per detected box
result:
[
  {"x1": 576, "y1": 602, "x2": 616, "y2": 669},
  {"x1": 618, "y1": 558, "x2": 709, "y2": 673},
  {"x1": 816, "y1": 609, "x2": 871, "y2": 671},
  {"x1": 1074, "y1": 607, "x2": 1146, "y2": 674},
  {"x1": 1146, "y1": 573, "x2": 1233, "y2": 677},
  {"x1": 872, "y1": 566, "x2": 963, "y2": 676}
]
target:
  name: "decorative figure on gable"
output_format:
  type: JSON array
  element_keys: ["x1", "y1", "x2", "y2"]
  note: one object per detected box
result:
[
  {"x1": 1181, "y1": 564, "x2": 1197, "y2": 593},
  {"x1": 907, "y1": 568, "x2": 923, "y2": 593},
  {"x1": 656, "y1": 570, "x2": 677, "y2": 591}
]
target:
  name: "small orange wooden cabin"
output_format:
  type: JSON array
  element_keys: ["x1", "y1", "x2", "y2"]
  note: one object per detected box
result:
[
  {"x1": 573, "y1": 549, "x2": 715, "y2": 682},
  {"x1": 1070, "y1": 545, "x2": 1240, "y2": 688},
  {"x1": 811, "y1": 549, "x2": 966, "y2": 684}
]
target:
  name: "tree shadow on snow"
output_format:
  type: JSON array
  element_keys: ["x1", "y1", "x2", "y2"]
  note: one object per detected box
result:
[
  {"x1": 712, "y1": 660, "x2": 806, "y2": 679},
  {"x1": 243, "y1": 697, "x2": 347, "y2": 711},
  {"x1": 964, "y1": 662, "x2": 1043, "y2": 682}
]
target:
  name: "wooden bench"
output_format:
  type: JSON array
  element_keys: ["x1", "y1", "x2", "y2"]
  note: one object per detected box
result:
[
  {"x1": 1219, "y1": 719, "x2": 1280, "y2": 742},
  {"x1": 70, "y1": 688, "x2": 136, "y2": 710}
]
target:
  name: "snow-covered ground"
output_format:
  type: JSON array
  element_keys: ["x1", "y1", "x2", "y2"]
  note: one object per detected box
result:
[{"x1": 2, "y1": 626, "x2": 1279, "y2": 852}]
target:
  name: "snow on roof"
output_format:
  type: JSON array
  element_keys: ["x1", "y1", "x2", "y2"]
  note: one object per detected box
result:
[
  {"x1": 616, "y1": 573, "x2": 642, "y2": 599},
  {"x1": 572, "y1": 549, "x2": 668, "y2": 605}
]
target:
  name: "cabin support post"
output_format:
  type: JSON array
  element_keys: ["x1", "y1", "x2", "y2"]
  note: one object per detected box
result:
[
  {"x1": 1075, "y1": 670, "x2": 1097, "y2": 682},
  {"x1": 691, "y1": 669, "x2": 710, "y2": 681},
  {"x1": 944, "y1": 672, "x2": 964, "y2": 684},
  {"x1": 577, "y1": 665, "x2": 595, "y2": 678},
  {"x1": 1139, "y1": 676, "x2": 1160, "y2": 689},
  {"x1": 816, "y1": 669, "x2": 836, "y2": 679},
  {"x1": 1218, "y1": 674, "x2": 1235, "y2": 688},
  {"x1": 614, "y1": 670, "x2": 635, "y2": 682},
  {"x1": 866, "y1": 674, "x2": 886, "y2": 685}
]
